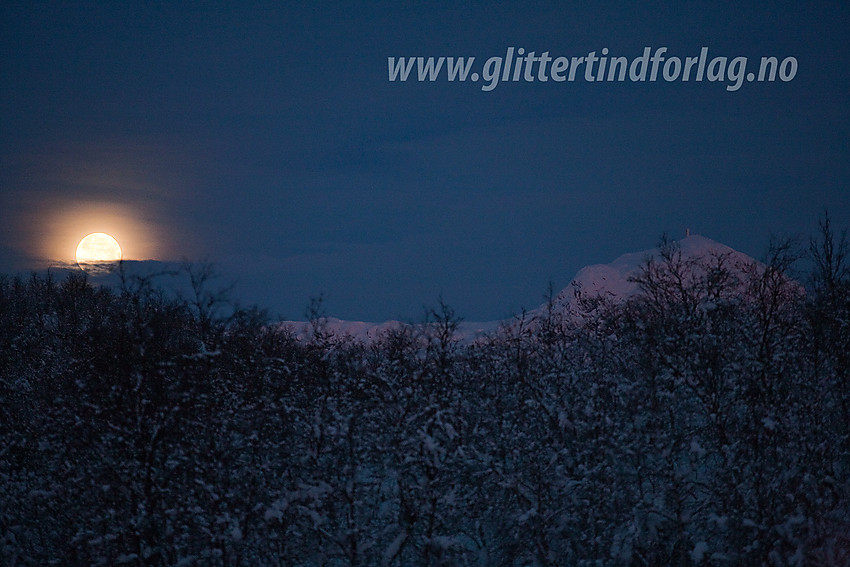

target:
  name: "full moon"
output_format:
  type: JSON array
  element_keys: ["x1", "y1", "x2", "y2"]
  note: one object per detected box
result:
[{"x1": 76, "y1": 232, "x2": 123, "y2": 264}]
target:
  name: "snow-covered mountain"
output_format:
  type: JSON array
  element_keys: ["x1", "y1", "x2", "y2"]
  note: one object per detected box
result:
[
  {"x1": 281, "y1": 234, "x2": 758, "y2": 342},
  {"x1": 546, "y1": 234, "x2": 755, "y2": 312}
]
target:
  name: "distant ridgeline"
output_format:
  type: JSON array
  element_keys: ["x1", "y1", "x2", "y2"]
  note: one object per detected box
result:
[{"x1": 283, "y1": 234, "x2": 785, "y2": 341}]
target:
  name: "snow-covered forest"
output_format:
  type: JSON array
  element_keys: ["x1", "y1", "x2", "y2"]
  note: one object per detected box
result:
[{"x1": 2, "y1": 222, "x2": 849, "y2": 566}]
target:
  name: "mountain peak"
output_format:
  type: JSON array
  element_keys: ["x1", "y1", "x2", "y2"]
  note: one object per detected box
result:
[{"x1": 551, "y1": 234, "x2": 754, "y2": 311}]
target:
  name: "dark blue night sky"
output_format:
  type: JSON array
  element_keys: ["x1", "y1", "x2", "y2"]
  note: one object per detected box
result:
[{"x1": 2, "y1": 2, "x2": 848, "y2": 321}]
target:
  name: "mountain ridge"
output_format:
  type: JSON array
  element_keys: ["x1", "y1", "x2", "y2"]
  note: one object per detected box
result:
[{"x1": 282, "y1": 234, "x2": 757, "y2": 342}]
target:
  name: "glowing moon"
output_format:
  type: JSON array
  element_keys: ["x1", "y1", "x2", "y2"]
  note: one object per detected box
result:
[{"x1": 76, "y1": 232, "x2": 123, "y2": 264}]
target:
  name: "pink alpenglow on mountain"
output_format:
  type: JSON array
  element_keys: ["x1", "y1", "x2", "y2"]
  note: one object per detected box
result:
[{"x1": 283, "y1": 234, "x2": 759, "y2": 342}]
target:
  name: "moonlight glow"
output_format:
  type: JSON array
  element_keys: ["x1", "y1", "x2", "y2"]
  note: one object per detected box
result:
[{"x1": 76, "y1": 232, "x2": 123, "y2": 265}]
